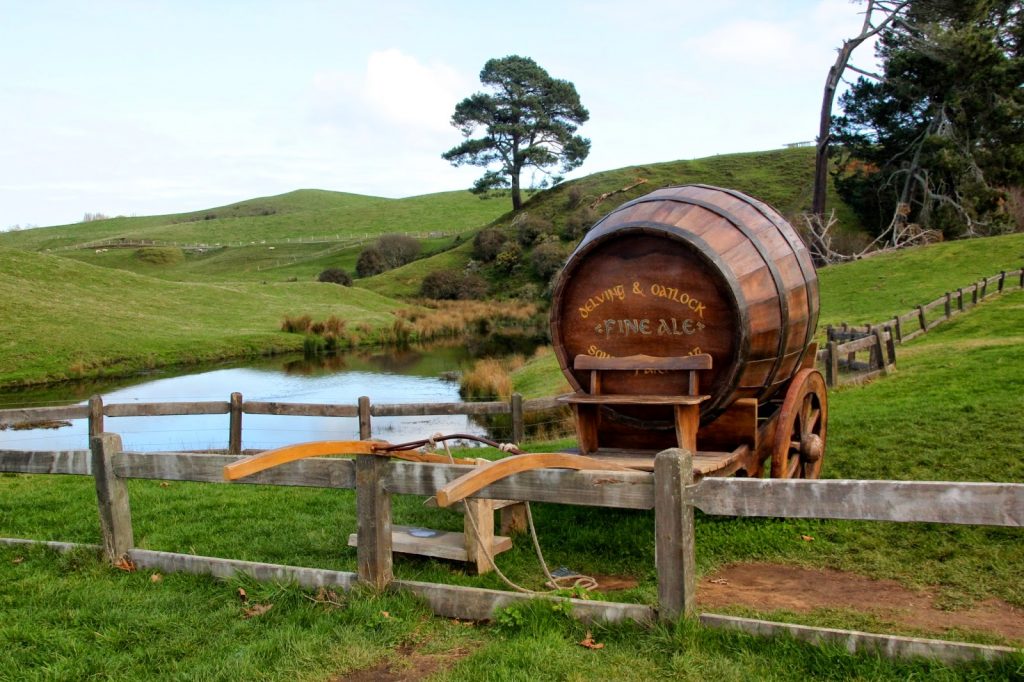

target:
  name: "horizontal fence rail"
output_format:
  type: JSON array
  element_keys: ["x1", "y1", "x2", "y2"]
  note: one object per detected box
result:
[{"x1": 0, "y1": 392, "x2": 570, "y2": 453}]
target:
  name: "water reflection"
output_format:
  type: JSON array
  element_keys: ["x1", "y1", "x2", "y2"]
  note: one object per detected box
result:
[{"x1": 0, "y1": 340, "x2": 539, "y2": 453}]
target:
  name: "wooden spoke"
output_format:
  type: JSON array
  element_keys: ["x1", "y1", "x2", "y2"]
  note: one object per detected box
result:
[{"x1": 770, "y1": 369, "x2": 828, "y2": 479}]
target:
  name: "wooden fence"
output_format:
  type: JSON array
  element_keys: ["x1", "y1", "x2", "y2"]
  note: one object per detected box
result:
[
  {"x1": 818, "y1": 267, "x2": 1023, "y2": 386},
  {"x1": 0, "y1": 393, "x2": 564, "y2": 452},
  {"x1": 1, "y1": 439, "x2": 1021, "y2": 663}
]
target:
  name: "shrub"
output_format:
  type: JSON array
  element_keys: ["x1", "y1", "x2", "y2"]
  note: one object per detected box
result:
[
  {"x1": 317, "y1": 268, "x2": 352, "y2": 286},
  {"x1": 420, "y1": 270, "x2": 462, "y2": 300},
  {"x1": 135, "y1": 247, "x2": 184, "y2": 265},
  {"x1": 375, "y1": 233, "x2": 421, "y2": 269},
  {"x1": 458, "y1": 273, "x2": 489, "y2": 300},
  {"x1": 356, "y1": 247, "x2": 386, "y2": 277},
  {"x1": 530, "y1": 240, "x2": 567, "y2": 280},
  {"x1": 514, "y1": 213, "x2": 554, "y2": 246},
  {"x1": 281, "y1": 314, "x2": 313, "y2": 333},
  {"x1": 562, "y1": 206, "x2": 599, "y2": 241},
  {"x1": 495, "y1": 242, "x2": 522, "y2": 273},
  {"x1": 472, "y1": 228, "x2": 508, "y2": 262}
]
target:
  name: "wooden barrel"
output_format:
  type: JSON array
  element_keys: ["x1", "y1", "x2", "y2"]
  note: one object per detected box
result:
[{"x1": 550, "y1": 184, "x2": 819, "y2": 446}]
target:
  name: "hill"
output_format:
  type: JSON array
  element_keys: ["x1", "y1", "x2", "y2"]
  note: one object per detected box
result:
[
  {"x1": 0, "y1": 147, "x2": 859, "y2": 293},
  {"x1": 0, "y1": 247, "x2": 401, "y2": 387}
]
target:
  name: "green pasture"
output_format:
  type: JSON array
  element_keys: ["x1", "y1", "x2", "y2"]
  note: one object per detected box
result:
[
  {"x1": 2, "y1": 291, "x2": 1022, "y2": 679},
  {"x1": 0, "y1": 247, "x2": 401, "y2": 387}
]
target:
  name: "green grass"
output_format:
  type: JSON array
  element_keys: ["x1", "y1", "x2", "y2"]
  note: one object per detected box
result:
[{"x1": 0, "y1": 247, "x2": 401, "y2": 387}]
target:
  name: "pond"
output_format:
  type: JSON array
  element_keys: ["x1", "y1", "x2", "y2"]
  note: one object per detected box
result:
[{"x1": 0, "y1": 338, "x2": 542, "y2": 453}]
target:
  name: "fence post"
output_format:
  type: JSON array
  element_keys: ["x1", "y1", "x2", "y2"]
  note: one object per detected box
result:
[
  {"x1": 358, "y1": 396, "x2": 371, "y2": 440},
  {"x1": 999, "y1": 271, "x2": 1006, "y2": 293},
  {"x1": 957, "y1": 287, "x2": 964, "y2": 312},
  {"x1": 972, "y1": 283, "x2": 979, "y2": 305},
  {"x1": 893, "y1": 316, "x2": 902, "y2": 344},
  {"x1": 944, "y1": 292, "x2": 952, "y2": 319},
  {"x1": 511, "y1": 393, "x2": 524, "y2": 445},
  {"x1": 355, "y1": 454, "x2": 392, "y2": 590},
  {"x1": 873, "y1": 327, "x2": 891, "y2": 376},
  {"x1": 917, "y1": 305, "x2": 927, "y2": 332},
  {"x1": 229, "y1": 392, "x2": 243, "y2": 455},
  {"x1": 91, "y1": 433, "x2": 133, "y2": 564},
  {"x1": 1019, "y1": 267, "x2": 1023, "y2": 289},
  {"x1": 655, "y1": 447, "x2": 696, "y2": 621},
  {"x1": 980, "y1": 278, "x2": 988, "y2": 300},
  {"x1": 882, "y1": 326, "x2": 897, "y2": 368},
  {"x1": 88, "y1": 395, "x2": 104, "y2": 439},
  {"x1": 826, "y1": 340, "x2": 839, "y2": 387}
]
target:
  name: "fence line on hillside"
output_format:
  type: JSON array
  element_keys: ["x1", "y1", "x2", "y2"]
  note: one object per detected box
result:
[
  {"x1": 1, "y1": 441, "x2": 1020, "y2": 662},
  {"x1": 67, "y1": 230, "x2": 454, "y2": 253},
  {"x1": 817, "y1": 267, "x2": 1023, "y2": 387}
]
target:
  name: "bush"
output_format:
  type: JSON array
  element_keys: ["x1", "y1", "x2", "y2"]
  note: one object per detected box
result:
[
  {"x1": 317, "y1": 268, "x2": 352, "y2": 286},
  {"x1": 472, "y1": 228, "x2": 508, "y2": 262},
  {"x1": 356, "y1": 247, "x2": 386, "y2": 277},
  {"x1": 562, "y1": 206, "x2": 599, "y2": 241},
  {"x1": 420, "y1": 270, "x2": 462, "y2": 300},
  {"x1": 135, "y1": 247, "x2": 184, "y2": 265},
  {"x1": 281, "y1": 314, "x2": 313, "y2": 333},
  {"x1": 515, "y1": 213, "x2": 554, "y2": 246},
  {"x1": 375, "y1": 233, "x2": 421, "y2": 269},
  {"x1": 458, "y1": 273, "x2": 489, "y2": 300},
  {"x1": 530, "y1": 240, "x2": 567, "y2": 280},
  {"x1": 420, "y1": 271, "x2": 489, "y2": 300},
  {"x1": 495, "y1": 242, "x2": 522, "y2": 273}
]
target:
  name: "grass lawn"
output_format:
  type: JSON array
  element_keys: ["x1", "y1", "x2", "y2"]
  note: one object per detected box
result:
[{"x1": 1, "y1": 290, "x2": 1022, "y2": 679}]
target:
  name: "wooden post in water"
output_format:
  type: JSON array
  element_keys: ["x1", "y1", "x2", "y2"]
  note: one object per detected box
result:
[
  {"x1": 355, "y1": 454, "x2": 392, "y2": 590},
  {"x1": 358, "y1": 396, "x2": 371, "y2": 440},
  {"x1": 88, "y1": 395, "x2": 104, "y2": 440},
  {"x1": 654, "y1": 447, "x2": 696, "y2": 621},
  {"x1": 228, "y1": 392, "x2": 243, "y2": 455},
  {"x1": 91, "y1": 433, "x2": 133, "y2": 564}
]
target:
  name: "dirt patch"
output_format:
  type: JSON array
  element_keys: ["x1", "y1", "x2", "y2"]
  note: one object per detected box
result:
[
  {"x1": 334, "y1": 645, "x2": 470, "y2": 682},
  {"x1": 698, "y1": 563, "x2": 1024, "y2": 643}
]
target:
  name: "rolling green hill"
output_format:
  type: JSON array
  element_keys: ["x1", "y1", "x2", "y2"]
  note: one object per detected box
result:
[
  {"x1": 0, "y1": 147, "x2": 859, "y2": 293},
  {"x1": 0, "y1": 247, "x2": 401, "y2": 386}
]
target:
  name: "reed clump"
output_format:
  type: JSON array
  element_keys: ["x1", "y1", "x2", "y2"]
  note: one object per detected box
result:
[{"x1": 459, "y1": 355, "x2": 526, "y2": 400}]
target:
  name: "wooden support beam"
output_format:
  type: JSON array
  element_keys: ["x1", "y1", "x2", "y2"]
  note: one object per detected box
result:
[
  {"x1": 228, "y1": 392, "x2": 243, "y2": 455},
  {"x1": 88, "y1": 395, "x2": 104, "y2": 439},
  {"x1": 91, "y1": 433, "x2": 133, "y2": 563},
  {"x1": 355, "y1": 453, "x2": 392, "y2": 590},
  {"x1": 358, "y1": 396, "x2": 371, "y2": 440},
  {"x1": 691, "y1": 478, "x2": 1024, "y2": 526},
  {"x1": 654, "y1": 448, "x2": 695, "y2": 621},
  {"x1": 511, "y1": 393, "x2": 524, "y2": 445}
]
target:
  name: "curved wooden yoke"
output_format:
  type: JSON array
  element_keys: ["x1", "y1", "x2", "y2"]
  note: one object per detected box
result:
[
  {"x1": 434, "y1": 453, "x2": 639, "y2": 508},
  {"x1": 222, "y1": 440, "x2": 479, "y2": 481}
]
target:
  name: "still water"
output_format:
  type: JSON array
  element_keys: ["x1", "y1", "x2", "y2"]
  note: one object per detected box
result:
[{"x1": 0, "y1": 342, "x2": 526, "y2": 453}]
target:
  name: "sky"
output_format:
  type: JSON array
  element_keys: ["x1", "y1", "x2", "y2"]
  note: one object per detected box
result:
[{"x1": 0, "y1": 1, "x2": 879, "y2": 229}]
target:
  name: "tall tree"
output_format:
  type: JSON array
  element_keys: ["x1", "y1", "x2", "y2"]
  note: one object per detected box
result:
[
  {"x1": 832, "y1": 0, "x2": 1024, "y2": 243},
  {"x1": 812, "y1": 0, "x2": 910, "y2": 220},
  {"x1": 443, "y1": 55, "x2": 590, "y2": 211}
]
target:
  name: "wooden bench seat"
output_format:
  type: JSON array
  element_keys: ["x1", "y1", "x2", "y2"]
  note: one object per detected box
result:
[{"x1": 562, "y1": 353, "x2": 713, "y2": 455}]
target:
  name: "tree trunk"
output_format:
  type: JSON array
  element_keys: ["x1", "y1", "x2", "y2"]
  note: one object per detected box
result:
[
  {"x1": 812, "y1": 0, "x2": 908, "y2": 219},
  {"x1": 511, "y1": 172, "x2": 522, "y2": 211}
]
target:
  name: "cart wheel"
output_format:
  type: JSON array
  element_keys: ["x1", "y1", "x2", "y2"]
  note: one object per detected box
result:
[{"x1": 771, "y1": 368, "x2": 827, "y2": 479}]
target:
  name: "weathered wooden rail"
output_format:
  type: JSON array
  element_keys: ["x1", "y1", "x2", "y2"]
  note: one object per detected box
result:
[
  {"x1": 1, "y1": 439, "x2": 1020, "y2": 663},
  {"x1": 817, "y1": 267, "x2": 1023, "y2": 386},
  {"x1": 0, "y1": 393, "x2": 565, "y2": 452}
]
